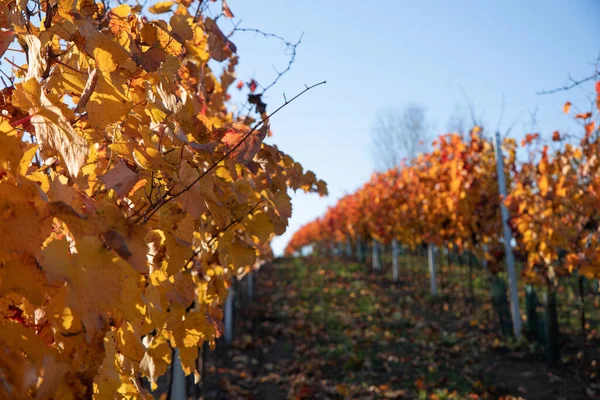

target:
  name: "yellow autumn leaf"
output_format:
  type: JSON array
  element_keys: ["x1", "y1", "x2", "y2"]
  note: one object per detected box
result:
[
  {"x1": 116, "y1": 322, "x2": 145, "y2": 362},
  {"x1": 538, "y1": 175, "x2": 549, "y2": 196},
  {"x1": 40, "y1": 236, "x2": 143, "y2": 338},
  {"x1": 148, "y1": 1, "x2": 173, "y2": 14},
  {"x1": 110, "y1": 3, "x2": 131, "y2": 17},
  {"x1": 246, "y1": 211, "x2": 274, "y2": 243}
]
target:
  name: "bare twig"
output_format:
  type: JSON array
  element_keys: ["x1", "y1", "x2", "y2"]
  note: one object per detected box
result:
[
  {"x1": 193, "y1": 0, "x2": 205, "y2": 23},
  {"x1": 3, "y1": 57, "x2": 26, "y2": 72},
  {"x1": 457, "y1": 84, "x2": 481, "y2": 128},
  {"x1": 231, "y1": 27, "x2": 304, "y2": 94},
  {"x1": 536, "y1": 72, "x2": 599, "y2": 95}
]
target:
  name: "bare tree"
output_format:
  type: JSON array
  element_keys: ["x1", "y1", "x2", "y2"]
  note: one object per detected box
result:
[
  {"x1": 370, "y1": 104, "x2": 432, "y2": 170},
  {"x1": 447, "y1": 104, "x2": 469, "y2": 137}
]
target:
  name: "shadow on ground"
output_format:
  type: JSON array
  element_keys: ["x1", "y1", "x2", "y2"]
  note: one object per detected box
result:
[{"x1": 198, "y1": 257, "x2": 597, "y2": 399}]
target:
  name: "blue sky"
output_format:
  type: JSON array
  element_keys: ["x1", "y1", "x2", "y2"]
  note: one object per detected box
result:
[{"x1": 223, "y1": 0, "x2": 600, "y2": 255}]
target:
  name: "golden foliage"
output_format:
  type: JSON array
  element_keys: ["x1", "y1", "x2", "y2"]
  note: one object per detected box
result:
[{"x1": 0, "y1": 0, "x2": 327, "y2": 396}]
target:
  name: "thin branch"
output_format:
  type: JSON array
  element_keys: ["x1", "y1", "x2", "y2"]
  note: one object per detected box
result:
[
  {"x1": 232, "y1": 27, "x2": 291, "y2": 44},
  {"x1": 232, "y1": 27, "x2": 304, "y2": 94},
  {"x1": 536, "y1": 73, "x2": 599, "y2": 95},
  {"x1": 3, "y1": 57, "x2": 26, "y2": 72},
  {"x1": 134, "y1": 80, "x2": 326, "y2": 224},
  {"x1": 51, "y1": 43, "x2": 75, "y2": 58},
  {"x1": 172, "y1": 80, "x2": 324, "y2": 199},
  {"x1": 54, "y1": 60, "x2": 87, "y2": 75},
  {"x1": 193, "y1": 0, "x2": 205, "y2": 23},
  {"x1": 457, "y1": 84, "x2": 480, "y2": 128}
]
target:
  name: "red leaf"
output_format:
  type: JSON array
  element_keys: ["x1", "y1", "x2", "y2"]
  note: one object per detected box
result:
[
  {"x1": 575, "y1": 112, "x2": 592, "y2": 119},
  {"x1": 552, "y1": 131, "x2": 561, "y2": 141},
  {"x1": 222, "y1": 123, "x2": 269, "y2": 165},
  {"x1": 248, "y1": 79, "x2": 257, "y2": 93}
]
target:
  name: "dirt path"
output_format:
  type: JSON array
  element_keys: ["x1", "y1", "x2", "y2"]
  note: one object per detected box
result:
[{"x1": 198, "y1": 258, "x2": 594, "y2": 399}]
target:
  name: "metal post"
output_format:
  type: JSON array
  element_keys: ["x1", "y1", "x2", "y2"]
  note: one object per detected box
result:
[
  {"x1": 170, "y1": 349, "x2": 186, "y2": 400},
  {"x1": 482, "y1": 244, "x2": 488, "y2": 269},
  {"x1": 392, "y1": 239, "x2": 399, "y2": 281},
  {"x1": 372, "y1": 239, "x2": 380, "y2": 271},
  {"x1": 428, "y1": 243, "x2": 437, "y2": 296},
  {"x1": 224, "y1": 284, "x2": 234, "y2": 344},
  {"x1": 248, "y1": 271, "x2": 254, "y2": 301},
  {"x1": 494, "y1": 131, "x2": 522, "y2": 339},
  {"x1": 346, "y1": 237, "x2": 352, "y2": 258}
]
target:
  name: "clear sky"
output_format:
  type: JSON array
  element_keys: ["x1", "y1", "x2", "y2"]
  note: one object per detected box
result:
[{"x1": 222, "y1": 1, "x2": 600, "y2": 255}]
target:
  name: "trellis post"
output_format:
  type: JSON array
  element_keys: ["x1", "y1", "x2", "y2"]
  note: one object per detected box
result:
[
  {"x1": 494, "y1": 131, "x2": 522, "y2": 339},
  {"x1": 428, "y1": 243, "x2": 437, "y2": 296},
  {"x1": 247, "y1": 271, "x2": 254, "y2": 301},
  {"x1": 224, "y1": 282, "x2": 235, "y2": 344},
  {"x1": 356, "y1": 235, "x2": 363, "y2": 262},
  {"x1": 346, "y1": 237, "x2": 353, "y2": 258},
  {"x1": 372, "y1": 239, "x2": 381, "y2": 271},
  {"x1": 392, "y1": 239, "x2": 399, "y2": 281}
]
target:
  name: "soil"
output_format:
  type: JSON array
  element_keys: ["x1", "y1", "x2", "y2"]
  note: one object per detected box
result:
[{"x1": 194, "y1": 257, "x2": 599, "y2": 399}]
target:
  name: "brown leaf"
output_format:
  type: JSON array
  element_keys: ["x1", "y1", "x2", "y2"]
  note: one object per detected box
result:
[
  {"x1": 98, "y1": 160, "x2": 139, "y2": 198},
  {"x1": 188, "y1": 140, "x2": 218, "y2": 153},
  {"x1": 102, "y1": 230, "x2": 132, "y2": 259},
  {"x1": 49, "y1": 201, "x2": 88, "y2": 220},
  {"x1": 176, "y1": 161, "x2": 210, "y2": 219},
  {"x1": 139, "y1": 45, "x2": 165, "y2": 72},
  {"x1": 101, "y1": 226, "x2": 151, "y2": 273},
  {"x1": 0, "y1": 31, "x2": 15, "y2": 59},
  {"x1": 74, "y1": 68, "x2": 99, "y2": 113},
  {"x1": 205, "y1": 17, "x2": 236, "y2": 62},
  {"x1": 206, "y1": 313, "x2": 225, "y2": 338}
]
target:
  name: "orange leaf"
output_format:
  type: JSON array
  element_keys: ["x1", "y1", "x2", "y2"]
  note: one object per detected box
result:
[
  {"x1": 575, "y1": 112, "x2": 592, "y2": 119},
  {"x1": 222, "y1": 123, "x2": 269, "y2": 165},
  {"x1": 222, "y1": 0, "x2": 234, "y2": 18},
  {"x1": 563, "y1": 101, "x2": 571, "y2": 114},
  {"x1": 586, "y1": 122, "x2": 596, "y2": 136}
]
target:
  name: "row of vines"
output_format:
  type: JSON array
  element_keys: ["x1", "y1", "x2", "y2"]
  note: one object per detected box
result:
[
  {"x1": 286, "y1": 80, "x2": 600, "y2": 364},
  {"x1": 0, "y1": 0, "x2": 326, "y2": 397}
]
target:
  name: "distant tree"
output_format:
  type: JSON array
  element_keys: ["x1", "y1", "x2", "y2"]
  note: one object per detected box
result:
[
  {"x1": 370, "y1": 104, "x2": 432, "y2": 170},
  {"x1": 447, "y1": 104, "x2": 469, "y2": 137}
]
